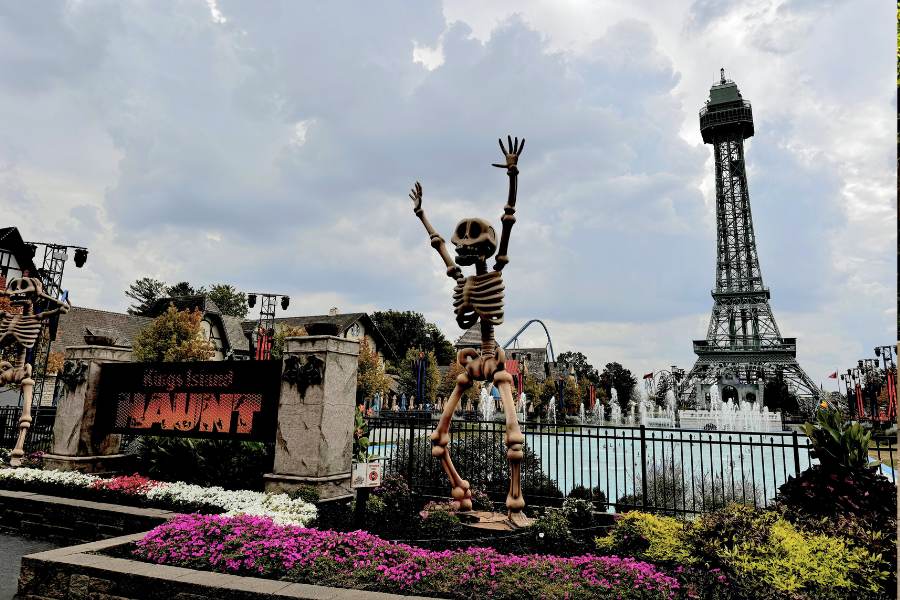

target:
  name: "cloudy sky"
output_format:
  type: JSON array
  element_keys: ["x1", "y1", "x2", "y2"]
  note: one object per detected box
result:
[{"x1": 2, "y1": 0, "x2": 894, "y2": 385}]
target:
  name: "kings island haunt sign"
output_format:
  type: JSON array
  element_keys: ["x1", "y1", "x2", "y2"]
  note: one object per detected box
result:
[{"x1": 96, "y1": 361, "x2": 282, "y2": 441}]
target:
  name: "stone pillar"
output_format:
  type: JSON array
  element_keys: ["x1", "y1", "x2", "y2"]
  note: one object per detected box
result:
[
  {"x1": 264, "y1": 335, "x2": 359, "y2": 500},
  {"x1": 42, "y1": 345, "x2": 133, "y2": 474}
]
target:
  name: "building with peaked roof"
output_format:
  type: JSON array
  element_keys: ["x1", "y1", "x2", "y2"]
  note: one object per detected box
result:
[
  {"x1": 146, "y1": 295, "x2": 249, "y2": 360},
  {"x1": 243, "y1": 311, "x2": 396, "y2": 363},
  {"x1": 453, "y1": 326, "x2": 482, "y2": 351},
  {"x1": 0, "y1": 226, "x2": 38, "y2": 280}
]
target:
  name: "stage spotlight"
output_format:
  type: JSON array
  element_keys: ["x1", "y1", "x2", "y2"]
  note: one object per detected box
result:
[
  {"x1": 281, "y1": 296, "x2": 290, "y2": 310},
  {"x1": 247, "y1": 294, "x2": 257, "y2": 308},
  {"x1": 73, "y1": 248, "x2": 88, "y2": 268}
]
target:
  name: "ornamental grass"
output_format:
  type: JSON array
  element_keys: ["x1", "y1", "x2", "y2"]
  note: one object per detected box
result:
[{"x1": 133, "y1": 513, "x2": 680, "y2": 599}]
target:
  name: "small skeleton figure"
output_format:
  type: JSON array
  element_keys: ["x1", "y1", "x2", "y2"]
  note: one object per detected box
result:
[
  {"x1": 410, "y1": 136, "x2": 528, "y2": 525},
  {"x1": 0, "y1": 276, "x2": 71, "y2": 466}
]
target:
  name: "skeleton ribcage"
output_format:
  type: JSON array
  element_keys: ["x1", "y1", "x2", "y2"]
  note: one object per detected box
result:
[
  {"x1": 0, "y1": 314, "x2": 42, "y2": 350},
  {"x1": 453, "y1": 271, "x2": 504, "y2": 329}
]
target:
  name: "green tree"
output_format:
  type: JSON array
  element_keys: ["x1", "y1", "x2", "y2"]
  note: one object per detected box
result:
[
  {"x1": 398, "y1": 347, "x2": 440, "y2": 404},
  {"x1": 600, "y1": 362, "x2": 637, "y2": 414},
  {"x1": 764, "y1": 375, "x2": 799, "y2": 414},
  {"x1": 556, "y1": 351, "x2": 600, "y2": 386},
  {"x1": 357, "y1": 338, "x2": 391, "y2": 401},
  {"x1": 207, "y1": 283, "x2": 248, "y2": 318},
  {"x1": 523, "y1": 376, "x2": 543, "y2": 416},
  {"x1": 270, "y1": 324, "x2": 307, "y2": 360},
  {"x1": 536, "y1": 377, "x2": 557, "y2": 416},
  {"x1": 438, "y1": 360, "x2": 474, "y2": 406},
  {"x1": 371, "y1": 310, "x2": 454, "y2": 365},
  {"x1": 563, "y1": 377, "x2": 582, "y2": 414},
  {"x1": 125, "y1": 277, "x2": 167, "y2": 316},
  {"x1": 132, "y1": 305, "x2": 214, "y2": 362},
  {"x1": 166, "y1": 281, "x2": 205, "y2": 298}
]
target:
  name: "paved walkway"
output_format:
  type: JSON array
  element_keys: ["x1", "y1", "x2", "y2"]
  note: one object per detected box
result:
[{"x1": 0, "y1": 534, "x2": 58, "y2": 599}]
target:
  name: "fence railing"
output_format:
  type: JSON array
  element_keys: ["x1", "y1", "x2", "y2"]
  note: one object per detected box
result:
[
  {"x1": 365, "y1": 413, "x2": 897, "y2": 516},
  {"x1": 0, "y1": 405, "x2": 57, "y2": 454}
]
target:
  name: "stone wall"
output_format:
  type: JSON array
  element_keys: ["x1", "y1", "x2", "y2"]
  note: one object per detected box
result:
[{"x1": 0, "y1": 490, "x2": 173, "y2": 545}]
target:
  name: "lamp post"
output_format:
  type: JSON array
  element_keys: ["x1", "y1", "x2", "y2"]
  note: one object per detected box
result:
[{"x1": 875, "y1": 345, "x2": 896, "y2": 420}]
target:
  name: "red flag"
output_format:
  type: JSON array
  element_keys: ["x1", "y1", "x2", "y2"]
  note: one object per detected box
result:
[
  {"x1": 643, "y1": 372, "x2": 653, "y2": 380},
  {"x1": 828, "y1": 371, "x2": 837, "y2": 379}
]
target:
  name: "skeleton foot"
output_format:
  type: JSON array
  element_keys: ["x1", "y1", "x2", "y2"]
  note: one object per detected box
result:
[
  {"x1": 449, "y1": 479, "x2": 473, "y2": 511},
  {"x1": 432, "y1": 430, "x2": 473, "y2": 511}
]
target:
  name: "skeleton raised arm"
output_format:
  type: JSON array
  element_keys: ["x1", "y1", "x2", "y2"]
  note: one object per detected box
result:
[
  {"x1": 491, "y1": 136, "x2": 524, "y2": 272},
  {"x1": 410, "y1": 182, "x2": 464, "y2": 282}
]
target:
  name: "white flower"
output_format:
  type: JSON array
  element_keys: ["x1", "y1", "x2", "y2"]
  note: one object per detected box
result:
[
  {"x1": 0, "y1": 467, "x2": 98, "y2": 488},
  {"x1": 0, "y1": 467, "x2": 317, "y2": 527}
]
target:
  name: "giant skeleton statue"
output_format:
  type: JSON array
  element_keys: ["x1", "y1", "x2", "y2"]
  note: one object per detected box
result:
[
  {"x1": 409, "y1": 135, "x2": 528, "y2": 526},
  {"x1": 0, "y1": 276, "x2": 70, "y2": 466}
]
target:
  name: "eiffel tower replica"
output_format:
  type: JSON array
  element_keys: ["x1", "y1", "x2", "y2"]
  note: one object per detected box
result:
[{"x1": 687, "y1": 70, "x2": 820, "y2": 411}]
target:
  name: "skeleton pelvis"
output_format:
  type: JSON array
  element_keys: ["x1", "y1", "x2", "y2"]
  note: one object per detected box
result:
[
  {"x1": 456, "y1": 346, "x2": 507, "y2": 381},
  {"x1": 453, "y1": 271, "x2": 504, "y2": 329}
]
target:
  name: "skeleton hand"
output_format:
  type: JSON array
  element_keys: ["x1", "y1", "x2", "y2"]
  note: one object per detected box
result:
[
  {"x1": 492, "y1": 136, "x2": 525, "y2": 173},
  {"x1": 409, "y1": 181, "x2": 423, "y2": 212}
]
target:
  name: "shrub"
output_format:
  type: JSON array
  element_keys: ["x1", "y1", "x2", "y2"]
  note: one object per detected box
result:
[
  {"x1": 393, "y1": 432, "x2": 563, "y2": 504},
  {"x1": 469, "y1": 487, "x2": 492, "y2": 511},
  {"x1": 615, "y1": 457, "x2": 688, "y2": 514},
  {"x1": 560, "y1": 497, "x2": 595, "y2": 529},
  {"x1": 363, "y1": 474, "x2": 417, "y2": 536},
  {"x1": 596, "y1": 512, "x2": 692, "y2": 565},
  {"x1": 719, "y1": 519, "x2": 887, "y2": 599},
  {"x1": 685, "y1": 503, "x2": 777, "y2": 568},
  {"x1": 777, "y1": 464, "x2": 896, "y2": 529},
  {"x1": 778, "y1": 408, "x2": 894, "y2": 523},
  {"x1": 568, "y1": 484, "x2": 608, "y2": 510},
  {"x1": 803, "y1": 408, "x2": 870, "y2": 471},
  {"x1": 528, "y1": 508, "x2": 580, "y2": 555},
  {"x1": 134, "y1": 437, "x2": 272, "y2": 491},
  {"x1": 418, "y1": 501, "x2": 463, "y2": 541},
  {"x1": 286, "y1": 485, "x2": 319, "y2": 504},
  {"x1": 686, "y1": 504, "x2": 889, "y2": 600}
]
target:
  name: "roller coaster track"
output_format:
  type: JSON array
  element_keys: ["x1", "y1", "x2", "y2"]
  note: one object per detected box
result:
[{"x1": 502, "y1": 319, "x2": 555, "y2": 363}]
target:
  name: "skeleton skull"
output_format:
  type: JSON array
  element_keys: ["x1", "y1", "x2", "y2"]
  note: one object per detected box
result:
[
  {"x1": 5, "y1": 277, "x2": 42, "y2": 306},
  {"x1": 451, "y1": 218, "x2": 497, "y2": 266}
]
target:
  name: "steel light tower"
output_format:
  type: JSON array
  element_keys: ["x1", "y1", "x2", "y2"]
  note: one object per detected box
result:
[
  {"x1": 687, "y1": 69, "x2": 819, "y2": 411},
  {"x1": 19, "y1": 241, "x2": 88, "y2": 408}
]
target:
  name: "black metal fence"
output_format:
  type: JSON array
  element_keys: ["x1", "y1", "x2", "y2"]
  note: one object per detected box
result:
[
  {"x1": 0, "y1": 405, "x2": 57, "y2": 454},
  {"x1": 365, "y1": 413, "x2": 897, "y2": 516}
]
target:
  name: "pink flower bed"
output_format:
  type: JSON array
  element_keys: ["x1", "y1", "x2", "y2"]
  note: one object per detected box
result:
[
  {"x1": 90, "y1": 473, "x2": 161, "y2": 495},
  {"x1": 133, "y1": 514, "x2": 680, "y2": 599}
]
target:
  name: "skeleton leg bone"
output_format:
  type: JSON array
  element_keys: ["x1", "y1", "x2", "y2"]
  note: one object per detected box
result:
[
  {"x1": 9, "y1": 375, "x2": 34, "y2": 467},
  {"x1": 493, "y1": 370, "x2": 528, "y2": 525},
  {"x1": 430, "y1": 355, "x2": 475, "y2": 511}
]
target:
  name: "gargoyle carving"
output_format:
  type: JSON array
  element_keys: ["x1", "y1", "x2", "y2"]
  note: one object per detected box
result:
[
  {"x1": 59, "y1": 359, "x2": 89, "y2": 391},
  {"x1": 283, "y1": 354, "x2": 325, "y2": 397}
]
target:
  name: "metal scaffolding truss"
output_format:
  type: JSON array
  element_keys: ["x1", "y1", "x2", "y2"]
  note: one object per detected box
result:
[{"x1": 688, "y1": 73, "x2": 819, "y2": 412}]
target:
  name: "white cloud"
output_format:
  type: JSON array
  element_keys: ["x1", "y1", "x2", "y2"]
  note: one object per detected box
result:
[{"x1": 0, "y1": 0, "x2": 892, "y2": 382}]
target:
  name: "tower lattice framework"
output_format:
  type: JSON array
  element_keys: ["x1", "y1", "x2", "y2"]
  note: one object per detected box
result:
[{"x1": 687, "y1": 70, "x2": 820, "y2": 411}]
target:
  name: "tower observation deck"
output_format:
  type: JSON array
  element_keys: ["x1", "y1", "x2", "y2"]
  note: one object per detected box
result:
[{"x1": 687, "y1": 69, "x2": 820, "y2": 411}]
